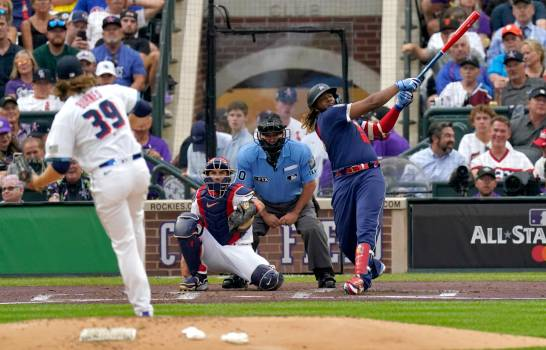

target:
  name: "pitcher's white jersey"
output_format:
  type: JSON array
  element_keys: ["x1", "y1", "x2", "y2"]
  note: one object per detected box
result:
[{"x1": 45, "y1": 85, "x2": 141, "y2": 172}]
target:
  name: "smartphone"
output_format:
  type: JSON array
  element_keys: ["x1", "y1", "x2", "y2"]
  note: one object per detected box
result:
[{"x1": 77, "y1": 30, "x2": 87, "y2": 41}]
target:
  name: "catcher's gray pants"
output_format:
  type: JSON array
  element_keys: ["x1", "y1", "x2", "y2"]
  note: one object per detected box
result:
[{"x1": 253, "y1": 199, "x2": 332, "y2": 271}]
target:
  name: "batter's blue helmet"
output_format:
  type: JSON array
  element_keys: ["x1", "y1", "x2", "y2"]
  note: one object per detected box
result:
[{"x1": 307, "y1": 83, "x2": 338, "y2": 108}]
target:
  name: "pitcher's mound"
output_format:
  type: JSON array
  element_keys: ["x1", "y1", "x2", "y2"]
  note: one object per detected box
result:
[{"x1": 1, "y1": 316, "x2": 546, "y2": 349}]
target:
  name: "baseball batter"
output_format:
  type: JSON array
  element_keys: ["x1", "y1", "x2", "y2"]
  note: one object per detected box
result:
[
  {"x1": 174, "y1": 157, "x2": 283, "y2": 292},
  {"x1": 303, "y1": 78, "x2": 419, "y2": 294},
  {"x1": 21, "y1": 56, "x2": 153, "y2": 316}
]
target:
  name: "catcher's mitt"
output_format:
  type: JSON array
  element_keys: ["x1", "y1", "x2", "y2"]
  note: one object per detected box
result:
[
  {"x1": 12, "y1": 153, "x2": 34, "y2": 185},
  {"x1": 228, "y1": 201, "x2": 257, "y2": 233}
]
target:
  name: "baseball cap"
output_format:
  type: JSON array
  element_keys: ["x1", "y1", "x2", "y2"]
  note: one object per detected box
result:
[
  {"x1": 69, "y1": 10, "x2": 88, "y2": 23},
  {"x1": 276, "y1": 87, "x2": 298, "y2": 104},
  {"x1": 0, "y1": 95, "x2": 17, "y2": 107},
  {"x1": 47, "y1": 18, "x2": 67, "y2": 31},
  {"x1": 503, "y1": 50, "x2": 524, "y2": 64},
  {"x1": 501, "y1": 24, "x2": 523, "y2": 38},
  {"x1": 76, "y1": 50, "x2": 96, "y2": 64},
  {"x1": 120, "y1": 10, "x2": 138, "y2": 21},
  {"x1": 102, "y1": 15, "x2": 121, "y2": 29},
  {"x1": 132, "y1": 100, "x2": 152, "y2": 118},
  {"x1": 33, "y1": 68, "x2": 55, "y2": 83},
  {"x1": 512, "y1": 0, "x2": 532, "y2": 5},
  {"x1": 476, "y1": 166, "x2": 496, "y2": 180},
  {"x1": 460, "y1": 55, "x2": 480, "y2": 68},
  {"x1": 190, "y1": 120, "x2": 206, "y2": 152},
  {"x1": 529, "y1": 86, "x2": 546, "y2": 99},
  {"x1": 533, "y1": 128, "x2": 546, "y2": 148},
  {"x1": 96, "y1": 60, "x2": 117, "y2": 77},
  {"x1": 439, "y1": 17, "x2": 461, "y2": 32},
  {"x1": 57, "y1": 55, "x2": 83, "y2": 80},
  {"x1": 0, "y1": 116, "x2": 11, "y2": 133}
]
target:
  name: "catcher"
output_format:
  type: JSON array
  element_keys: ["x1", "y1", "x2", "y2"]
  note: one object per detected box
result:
[{"x1": 174, "y1": 157, "x2": 283, "y2": 291}]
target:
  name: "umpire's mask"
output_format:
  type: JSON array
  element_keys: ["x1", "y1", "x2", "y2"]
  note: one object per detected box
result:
[{"x1": 256, "y1": 112, "x2": 287, "y2": 168}]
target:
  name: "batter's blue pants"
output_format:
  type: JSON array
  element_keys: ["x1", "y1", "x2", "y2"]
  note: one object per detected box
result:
[{"x1": 331, "y1": 167, "x2": 385, "y2": 263}]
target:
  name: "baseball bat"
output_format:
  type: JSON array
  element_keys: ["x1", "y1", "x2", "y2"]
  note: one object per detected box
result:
[{"x1": 416, "y1": 11, "x2": 480, "y2": 81}]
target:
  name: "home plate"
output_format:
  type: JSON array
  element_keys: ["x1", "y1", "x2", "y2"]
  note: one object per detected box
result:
[{"x1": 79, "y1": 328, "x2": 136, "y2": 342}]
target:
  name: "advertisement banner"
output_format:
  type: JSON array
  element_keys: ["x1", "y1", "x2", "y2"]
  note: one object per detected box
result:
[{"x1": 411, "y1": 203, "x2": 546, "y2": 268}]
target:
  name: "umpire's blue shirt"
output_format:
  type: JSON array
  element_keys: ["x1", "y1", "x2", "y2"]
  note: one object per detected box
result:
[{"x1": 236, "y1": 140, "x2": 317, "y2": 204}]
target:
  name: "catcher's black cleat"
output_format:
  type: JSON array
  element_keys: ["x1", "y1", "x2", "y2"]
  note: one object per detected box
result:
[
  {"x1": 222, "y1": 274, "x2": 248, "y2": 289},
  {"x1": 180, "y1": 273, "x2": 208, "y2": 291}
]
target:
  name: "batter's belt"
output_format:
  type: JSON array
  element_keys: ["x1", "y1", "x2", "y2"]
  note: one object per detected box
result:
[{"x1": 333, "y1": 160, "x2": 380, "y2": 177}]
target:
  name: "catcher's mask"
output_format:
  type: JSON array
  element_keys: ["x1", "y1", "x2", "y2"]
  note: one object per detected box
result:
[
  {"x1": 256, "y1": 112, "x2": 287, "y2": 168},
  {"x1": 202, "y1": 157, "x2": 234, "y2": 198}
]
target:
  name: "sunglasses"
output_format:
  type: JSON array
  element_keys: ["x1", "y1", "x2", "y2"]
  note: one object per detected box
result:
[
  {"x1": 1, "y1": 186, "x2": 17, "y2": 192},
  {"x1": 48, "y1": 19, "x2": 66, "y2": 29},
  {"x1": 0, "y1": 8, "x2": 7, "y2": 15}
]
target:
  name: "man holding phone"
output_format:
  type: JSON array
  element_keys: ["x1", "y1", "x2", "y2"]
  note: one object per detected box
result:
[{"x1": 67, "y1": 10, "x2": 90, "y2": 50}]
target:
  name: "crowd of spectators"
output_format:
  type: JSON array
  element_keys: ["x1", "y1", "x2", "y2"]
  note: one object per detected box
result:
[
  {"x1": 399, "y1": 0, "x2": 546, "y2": 196},
  {"x1": 0, "y1": 0, "x2": 165, "y2": 203}
]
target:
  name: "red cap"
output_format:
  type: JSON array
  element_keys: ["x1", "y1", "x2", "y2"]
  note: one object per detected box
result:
[
  {"x1": 501, "y1": 24, "x2": 523, "y2": 38},
  {"x1": 533, "y1": 128, "x2": 546, "y2": 148}
]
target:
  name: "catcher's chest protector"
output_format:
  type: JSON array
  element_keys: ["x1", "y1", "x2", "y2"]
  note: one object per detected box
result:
[{"x1": 197, "y1": 184, "x2": 241, "y2": 245}]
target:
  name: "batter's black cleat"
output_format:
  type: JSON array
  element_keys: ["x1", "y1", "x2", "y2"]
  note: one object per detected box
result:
[
  {"x1": 222, "y1": 274, "x2": 248, "y2": 289},
  {"x1": 180, "y1": 273, "x2": 208, "y2": 291}
]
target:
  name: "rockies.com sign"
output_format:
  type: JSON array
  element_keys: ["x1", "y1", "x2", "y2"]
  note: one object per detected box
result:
[{"x1": 411, "y1": 202, "x2": 546, "y2": 268}]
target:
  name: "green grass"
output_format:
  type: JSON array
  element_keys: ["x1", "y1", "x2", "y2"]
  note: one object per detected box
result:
[
  {"x1": 1, "y1": 272, "x2": 546, "y2": 286},
  {"x1": 1, "y1": 301, "x2": 545, "y2": 339}
]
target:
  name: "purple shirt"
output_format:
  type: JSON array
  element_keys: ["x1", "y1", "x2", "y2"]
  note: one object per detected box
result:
[
  {"x1": 373, "y1": 131, "x2": 410, "y2": 158},
  {"x1": 5, "y1": 79, "x2": 33, "y2": 99},
  {"x1": 143, "y1": 134, "x2": 171, "y2": 171}
]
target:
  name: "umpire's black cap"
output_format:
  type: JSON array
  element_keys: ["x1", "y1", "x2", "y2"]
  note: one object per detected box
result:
[
  {"x1": 257, "y1": 111, "x2": 285, "y2": 133},
  {"x1": 57, "y1": 55, "x2": 83, "y2": 80}
]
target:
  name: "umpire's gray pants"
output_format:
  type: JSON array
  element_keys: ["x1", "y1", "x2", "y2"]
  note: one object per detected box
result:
[{"x1": 253, "y1": 199, "x2": 332, "y2": 271}]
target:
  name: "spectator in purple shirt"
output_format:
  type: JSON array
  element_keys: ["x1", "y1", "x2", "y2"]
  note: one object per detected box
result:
[
  {"x1": 128, "y1": 100, "x2": 171, "y2": 172},
  {"x1": 4, "y1": 49, "x2": 36, "y2": 100},
  {"x1": 362, "y1": 107, "x2": 410, "y2": 157}
]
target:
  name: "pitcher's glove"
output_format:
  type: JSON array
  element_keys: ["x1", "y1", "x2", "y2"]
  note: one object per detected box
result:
[
  {"x1": 228, "y1": 201, "x2": 258, "y2": 233},
  {"x1": 12, "y1": 154, "x2": 34, "y2": 185}
]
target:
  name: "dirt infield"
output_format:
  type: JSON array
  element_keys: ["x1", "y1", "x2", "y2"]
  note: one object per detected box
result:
[
  {"x1": 1, "y1": 280, "x2": 545, "y2": 304},
  {"x1": 2, "y1": 281, "x2": 546, "y2": 349},
  {"x1": 2, "y1": 316, "x2": 546, "y2": 350}
]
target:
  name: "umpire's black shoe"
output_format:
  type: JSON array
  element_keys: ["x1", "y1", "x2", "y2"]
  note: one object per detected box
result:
[
  {"x1": 318, "y1": 274, "x2": 336, "y2": 288},
  {"x1": 315, "y1": 268, "x2": 336, "y2": 288},
  {"x1": 222, "y1": 274, "x2": 248, "y2": 289}
]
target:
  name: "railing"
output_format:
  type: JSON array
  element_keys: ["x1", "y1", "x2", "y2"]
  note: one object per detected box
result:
[{"x1": 143, "y1": 152, "x2": 200, "y2": 199}]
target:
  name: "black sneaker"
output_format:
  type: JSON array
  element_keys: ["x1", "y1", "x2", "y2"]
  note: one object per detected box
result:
[
  {"x1": 221, "y1": 274, "x2": 248, "y2": 289},
  {"x1": 317, "y1": 273, "x2": 336, "y2": 288}
]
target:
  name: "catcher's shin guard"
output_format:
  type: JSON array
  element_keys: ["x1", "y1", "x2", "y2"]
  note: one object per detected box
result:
[{"x1": 177, "y1": 235, "x2": 203, "y2": 276}]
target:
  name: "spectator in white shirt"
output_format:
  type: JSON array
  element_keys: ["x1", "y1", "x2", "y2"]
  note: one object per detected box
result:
[
  {"x1": 275, "y1": 87, "x2": 306, "y2": 141},
  {"x1": 17, "y1": 68, "x2": 63, "y2": 112},
  {"x1": 532, "y1": 128, "x2": 546, "y2": 180},
  {"x1": 458, "y1": 104, "x2": 513, "y2": 165},
  {"x1": 471, "y1": 116, "x2": 534, "y2": 181}
]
